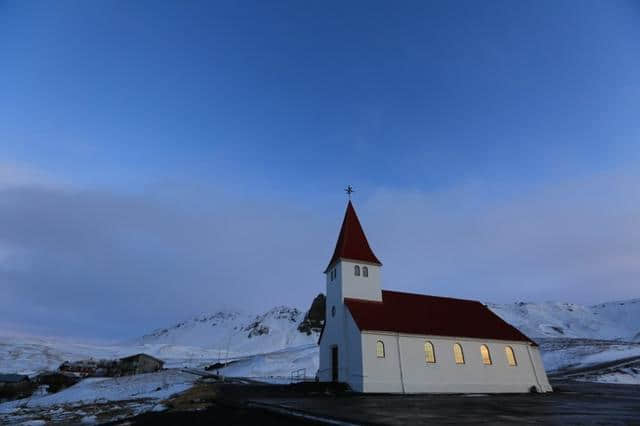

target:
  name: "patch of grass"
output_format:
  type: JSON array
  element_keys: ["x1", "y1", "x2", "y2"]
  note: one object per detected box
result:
[{"x1": 163, "y1": 382, "x2": 219, "y2": 411}]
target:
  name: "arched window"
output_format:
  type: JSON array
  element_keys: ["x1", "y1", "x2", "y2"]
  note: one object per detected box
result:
[
  {"x1": 505, "y1": 346, "x2": 517, "y2": 366},
  {"x1": 376, "y1": 340, "x2": 385, "y2": 358},
  {"x1": 480, "y1": 344, "x2": 492, "y2": 365},
  {"x1": 424, "y1": 341, "x2": 436, "y2": 363},
  {"x1": 453, "y1": 343, "x2": 465, "y2": 364},
  {"x1": 362, "y1": 266, "x2": 368, "y2": 277},
  {"x1": 354, "y1": 265, "x2": 360, "y2": 276}
]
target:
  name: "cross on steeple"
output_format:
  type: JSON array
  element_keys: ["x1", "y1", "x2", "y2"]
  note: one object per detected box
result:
[
  {"x1": 324, "y1": 194, "x2": 381, "y2": 273},
  {"x1": 345, "y1": 185, "x2": 355, "y2": 200}
]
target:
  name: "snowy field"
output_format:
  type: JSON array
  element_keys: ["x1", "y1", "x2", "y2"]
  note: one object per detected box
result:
[
  {"x1": 0, "y1": 342, "x2": 317, "y2": 424},
  {"x1": 539, "y1": 339, "x2": 640, "y2": 372},
  {"x1": 216, "y1": 344, "x2": 318, "y2": 381},
  {"x1": 588, "y1": 368, "x2": 640, "y2": 385},
  {"x1": 0, "y1": 370, "x2": 199, "y2": 425}
]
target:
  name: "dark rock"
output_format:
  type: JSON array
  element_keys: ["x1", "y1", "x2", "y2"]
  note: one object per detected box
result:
[
  {"x1": 205, "y1": 360, "x2": 236, "y2": 371},
  {"x1": 298, "y1": 294, "x2": 326, "y2": 335},
  {"x1": 247, "y1": 324, "x2": 269, "y2": 338}
]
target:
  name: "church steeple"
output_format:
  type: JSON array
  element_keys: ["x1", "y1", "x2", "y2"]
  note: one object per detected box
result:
[{"x1": 325, "y1": 201, "x2": 381, "y2": 273}]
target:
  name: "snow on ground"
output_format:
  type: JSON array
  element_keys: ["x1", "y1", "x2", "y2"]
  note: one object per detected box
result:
[
  {"x1": 538, "y1": 339, "x2": 640, "y2": 372},
  {"x1": 0, "y1": 370, "x2": 197, "y2": 411},
  {"x1": 587, "y1": 368, "x2": 640, "y2": 385},
  {"x1": 0, "y1": 370, "x2": 198, "y2": 425},
  {"x1": 220, "y1": 344, "x2": 319, "y2": 382}
]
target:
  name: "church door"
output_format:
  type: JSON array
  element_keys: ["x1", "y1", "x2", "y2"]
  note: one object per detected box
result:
[{"x1": 331, "y1": 346, "x2": 338, "y2": 382}]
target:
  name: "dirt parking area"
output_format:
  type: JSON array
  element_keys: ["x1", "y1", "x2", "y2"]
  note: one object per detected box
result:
[{"x1": 114, "y1": 379, "x2": 640, "y2": 425}]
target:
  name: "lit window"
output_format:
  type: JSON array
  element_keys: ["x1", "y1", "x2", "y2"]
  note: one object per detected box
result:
[
  {"x1": 505, "y1": 346, "x2": 517, "y2": 366},
  {"x1": 424, "y1": 341, "x2": 435, "y2": 363},
  {"x1": 376, "y1": 340, "x2": 385, "y2": 358},
  {"x1": 480, "y1": 345, "x2": 492, "y2": 365},
  {"x1": 453, "y1": 343, "x2": 465, "y2": 364},
  {"x1": 354, "y1": 265, "x2": 360, "y2": 276},
  {"x1": 362, "y1": 266, "x2": 368, "y2": 277}
]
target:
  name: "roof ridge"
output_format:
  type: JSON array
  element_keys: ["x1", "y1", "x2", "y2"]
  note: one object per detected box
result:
[
  {"x1": 382, "y1": 289, "x2": 483, "y2": 305},
  {"x1": 344, "y1": 297, "x2": 383, "y2": 305}
]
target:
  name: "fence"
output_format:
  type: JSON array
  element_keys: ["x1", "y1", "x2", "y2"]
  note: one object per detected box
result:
[{"x1": 289, "y1": 368, "x2": 312, "y2": 383}]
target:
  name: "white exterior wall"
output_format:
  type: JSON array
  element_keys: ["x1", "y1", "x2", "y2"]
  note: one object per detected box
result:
[
  {"x1": 361, "y1": 332, "x2": 552, "y2": 393},
  {"x1": 318, "y1": 306, "x2": 364, "y2": 390},
  {"x1": 335, "y1": 259, "x2": 382, "y2": 302},
  {"x1": 318, "y1": 259, "x2": 380, "y2": 389},
  {"x1": 528, "y1": 344, "x2": 552, "y2": 392}
]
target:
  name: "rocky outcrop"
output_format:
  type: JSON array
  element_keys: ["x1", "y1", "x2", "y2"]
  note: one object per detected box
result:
[{"x1": 298, "y1": 294, "x2": 325, "y2": 335}]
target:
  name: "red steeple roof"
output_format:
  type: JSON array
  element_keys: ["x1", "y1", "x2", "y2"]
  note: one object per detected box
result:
[{"x1": 324, "y1": 201, "x2": 381, "y2": 272}]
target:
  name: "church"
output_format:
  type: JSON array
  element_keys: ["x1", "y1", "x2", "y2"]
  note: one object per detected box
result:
[{"x1": 318, "y1": 200, "x2": 552, "y2": 393}]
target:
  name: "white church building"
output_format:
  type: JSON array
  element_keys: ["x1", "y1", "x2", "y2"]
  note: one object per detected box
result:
[{"x1": 318, "y1": 201, "x2": 552, "y2": 393}]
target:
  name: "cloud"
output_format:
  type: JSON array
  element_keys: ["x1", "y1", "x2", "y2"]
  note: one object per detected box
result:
[
  {"x1": 0, "y1": 174, "x2": 332, "y2": 339},
  {"x1": 0, "y1": 163, "x2": 63, "y2": 190},
  {"x1": 1, "y1": 165, "x2": 639, "y2": 339},
  {"x1": 361, "y1": 171, "x2": 640, "y2": 305}
]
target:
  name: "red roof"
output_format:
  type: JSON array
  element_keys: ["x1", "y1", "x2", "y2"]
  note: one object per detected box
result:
[
  {"x1": 324, "y1": 201, "x2": 381, "y2": 272},
  {"x1": 344, "y1": 290, "x2": 536, "y2": 345}
]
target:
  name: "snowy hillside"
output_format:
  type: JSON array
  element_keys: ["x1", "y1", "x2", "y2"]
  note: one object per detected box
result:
[
  {"x1": 0, "y1": 306, "x2": 319, "y2": 377},
  {"x1": 488, "y1": 299, "x2": 640, "y2": 341},
  {"x1": 136, "y1": 306, "x2": 318, "y2": 357}
]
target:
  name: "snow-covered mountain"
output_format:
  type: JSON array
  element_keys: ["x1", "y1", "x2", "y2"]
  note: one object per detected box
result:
[
  {"x1": 0, "y1": 304, "x2": 321, "y2": 377},
  {"x1": 136, "y1": 306, "x2": 318, "y2": 357},
  {"x1": 488, "y1": 299, "x2": 640, "y2": 341}
]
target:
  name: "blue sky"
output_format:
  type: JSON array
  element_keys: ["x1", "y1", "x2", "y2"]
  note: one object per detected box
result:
[{"x1": 1, "y1": 1, "x2": 639, "y2": 338}]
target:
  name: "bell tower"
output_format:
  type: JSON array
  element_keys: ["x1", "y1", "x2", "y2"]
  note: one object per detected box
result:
[
  {"x1": 319, "y1": 195, "x2": 382, "y2": 385},
  {"x1": 324, "y1": 200, "x2": 382, "y2": 308}
]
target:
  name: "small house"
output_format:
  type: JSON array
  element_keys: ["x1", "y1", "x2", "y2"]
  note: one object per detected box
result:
[
  {"x1": 0, "y1": 374, "x2": 34, "y2": 401},
  {"x1": 119, "y1": 354, "x2": 164, "y2": 375}
]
